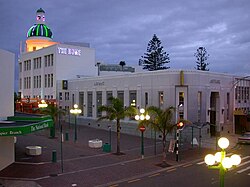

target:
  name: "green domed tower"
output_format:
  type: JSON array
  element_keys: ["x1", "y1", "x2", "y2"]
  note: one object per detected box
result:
[{"x1": 25, "y1": 8, "x2": 57, "y2": 52}]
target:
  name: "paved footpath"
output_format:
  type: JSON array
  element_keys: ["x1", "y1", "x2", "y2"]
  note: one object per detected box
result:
[{"x1": 0, "y1": 121, "x2": 238, "y2": 187}]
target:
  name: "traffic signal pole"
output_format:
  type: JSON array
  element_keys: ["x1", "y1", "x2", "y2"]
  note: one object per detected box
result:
[
  {"x1": 176, "y1": 129, "x2": 180, "y2": 162},
  {"x1": 176, "y1": 122, "x2": 184, "y2": 162}
]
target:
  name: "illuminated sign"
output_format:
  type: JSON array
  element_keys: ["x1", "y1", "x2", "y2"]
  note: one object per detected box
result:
[{"x1": 58, "y1": 47, "x2": 81, "y2": 56}]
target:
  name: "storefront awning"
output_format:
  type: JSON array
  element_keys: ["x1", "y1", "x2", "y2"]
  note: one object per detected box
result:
[{"x1": 0, "y1": 115, "x2": 53, "y2": 137}]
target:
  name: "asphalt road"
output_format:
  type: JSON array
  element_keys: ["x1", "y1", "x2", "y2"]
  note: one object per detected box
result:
[{"x1": 108, "y1": 144, "x2": 250, "y2": 187}]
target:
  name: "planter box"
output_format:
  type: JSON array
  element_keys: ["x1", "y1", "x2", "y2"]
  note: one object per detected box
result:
[
  {"x1": 25, "y1": 146, "x2": 42, "y2": 156},
  {"x1": 88, "y1": 139, "x2": 102, "y2": 148}
]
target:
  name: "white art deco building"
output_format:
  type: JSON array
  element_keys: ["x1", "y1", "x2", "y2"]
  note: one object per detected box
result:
[{"x1": 18, "y1": 8, "x2": 96, "y2": 100}]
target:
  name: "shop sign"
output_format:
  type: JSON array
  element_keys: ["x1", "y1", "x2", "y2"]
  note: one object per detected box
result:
[
  {"x1": 58, "y1": 47, "x2": 81, "y2": 56},
  {"x1": 0, "y1": 119, "x2": 53, "y2": 137}
]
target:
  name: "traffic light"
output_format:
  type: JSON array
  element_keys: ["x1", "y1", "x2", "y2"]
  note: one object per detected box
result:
[{"x1": 177, "y1": 122, "x2": 184, "y2": 130}]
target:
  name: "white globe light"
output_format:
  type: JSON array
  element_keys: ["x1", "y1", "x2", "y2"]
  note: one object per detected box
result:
[
  {"x1": 230, "y1": 154, "x2": 241, "y2": 166},
  {"x1": 218, "y1": 137, "x2": 229, "y2": 149},
  {"x1": 214, "y1": 152, "x2": 222, "y2": 163},
  {"x1": 74, "y1": 104, "x2": 78, "y2": 109},
  {"x1": 222, "y1": 157, "x2": 233, "y2": 169},
  {"x1": 145, "y1": 114, "x2": 150, "y2": 120},
  {"x1": 204, "y1": 154, "x2": 215, "y2": 166},
  {"x1": 135, "y1": 115, "x2": 140, "y2": 121},
  {"x1": 140, "y1": 114, "x2": 145, "y2": 120},
  {"x1": 140, "y1": 108, "x2": 145, "y2": 114}
]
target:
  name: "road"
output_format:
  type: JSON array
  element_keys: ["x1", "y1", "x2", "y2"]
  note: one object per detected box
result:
[{"x1": 104, "y1": 144, "x2": 250, "y2": 187}]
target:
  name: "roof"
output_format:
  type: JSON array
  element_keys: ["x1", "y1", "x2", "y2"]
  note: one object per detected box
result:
[{"x1": 27, "y1": 24, "x2": 53, "y2": 38}]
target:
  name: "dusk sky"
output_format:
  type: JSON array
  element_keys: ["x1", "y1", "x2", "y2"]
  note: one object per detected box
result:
[{"x1": 0, "y1": 0, "x2": 249, "y2": 76}]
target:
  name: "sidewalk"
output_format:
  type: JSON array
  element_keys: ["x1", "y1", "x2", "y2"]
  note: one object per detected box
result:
[{"x1": 0, "y1": 122, "x2": 239, "y2": 187}]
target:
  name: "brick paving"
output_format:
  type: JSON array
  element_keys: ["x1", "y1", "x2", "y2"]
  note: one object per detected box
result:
[{"x1": 0, "y1": 121, "x2": 237, "y2": 187}]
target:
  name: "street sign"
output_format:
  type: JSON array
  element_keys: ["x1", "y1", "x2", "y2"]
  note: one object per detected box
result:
[
  {"x1": 139, "y1": 126, "x2": 146, "y2": 132},
  {"x1": 168, "y1": 139, "x2": 176, "y2": 153}
]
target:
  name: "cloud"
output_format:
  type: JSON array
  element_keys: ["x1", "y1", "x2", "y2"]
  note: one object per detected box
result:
[{"x1": 0, "y1": 0, "x2": 249, "y2": 76}]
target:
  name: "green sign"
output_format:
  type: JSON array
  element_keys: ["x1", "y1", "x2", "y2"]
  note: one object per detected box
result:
[{"x1": 0, "y1": 119, "x2": 53, "y2": 137}]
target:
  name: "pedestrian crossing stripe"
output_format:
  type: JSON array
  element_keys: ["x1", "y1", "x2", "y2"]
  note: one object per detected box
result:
[{"x1": 237, "y1": 166, "x2": 250, "y2": 174}]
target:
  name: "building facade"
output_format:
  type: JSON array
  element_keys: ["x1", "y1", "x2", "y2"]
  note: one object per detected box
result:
[
  {"x1": 57, "y1": 70, "x2": 250, "y2": 135},
  {"x1": 0, "y1": 48, "x2": 15, "y2": 170}
]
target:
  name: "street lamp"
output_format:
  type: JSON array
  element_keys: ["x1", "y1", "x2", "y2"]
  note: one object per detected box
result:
[
  {"x1": 135, "y1": 108, "x2": 150, "y2": 159},
  {"x1": 70, "y1": 104, "x2": 82, "y2": 142},
  {"x1": 204, "y1": 137, "x2": 241, "y2": 187}
]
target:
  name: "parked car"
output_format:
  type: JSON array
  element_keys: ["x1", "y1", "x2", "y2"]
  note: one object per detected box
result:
[{"x1": 238, "y1": 132, "x2": 250, "y2": 144}]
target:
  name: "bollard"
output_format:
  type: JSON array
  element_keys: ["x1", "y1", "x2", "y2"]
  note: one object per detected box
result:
[
  {"x1": 65, "y1": 132, "x2": 69, "y2": 141},
  {"x1": 52, "y1": 150, "x2": 57, "y2": 163}
]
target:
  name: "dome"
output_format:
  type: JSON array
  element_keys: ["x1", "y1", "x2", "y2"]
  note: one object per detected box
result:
[{"x1": 27, "y1": 24, "x2": 53, "y2": 39}]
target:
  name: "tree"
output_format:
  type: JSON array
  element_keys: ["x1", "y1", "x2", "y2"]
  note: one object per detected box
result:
[
  {"x1": 97, "y1": 97, "x2": 136, "y2": 154},
  {"x1": 138, "y1": 106, "x2": 178, "y2": 165},
  {"x1": 139, "y1": 34, "x2": 170, "y2": 71},
  {"x1": 194, "y1": 47, "x2": 210, "y2": 71},
  {"x1": 119, "y1": 61, "x2": 126, "y2": 71},
  {"x1": 40, "y1": 104, "x2": 66, "y2": 138}
]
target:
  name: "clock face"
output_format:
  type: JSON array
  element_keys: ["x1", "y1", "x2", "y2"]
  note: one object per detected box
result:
[{"x1": 36, "y1": 15, "x2": 45, "y2": 22}]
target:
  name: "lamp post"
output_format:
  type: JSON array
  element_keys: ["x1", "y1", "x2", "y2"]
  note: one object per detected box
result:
[
  {"x1": 204, "y1": 137, "x2": 241, "y2": 187},
  {"x1": 135, "y1": 108, "x2": 150, "y2": 159},
  {"x1": 70, "y1": 104, "x2": 82, "y2": 142},
  {"x1": 59, "y1": 111, "x2": 64, "y2": 173}
]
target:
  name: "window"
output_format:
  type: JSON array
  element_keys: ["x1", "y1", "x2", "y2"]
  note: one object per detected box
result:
[
  {"x1": 79, "y1": 92, "x2": 84, "y2": 116},
  {"x1": 19, "y1": 63, "x2": 22, "y2": 72},
  {"x1": 96, "y1": 91, "x2": 102, "y2": 117},
  {"x1": 51, "y1": 73, "x2": 53, "y2": 87},
  {"x1": 145, "y1": 92, "x2": 148, "y2": 107},
  {"x1": 44, "y1": 54, "x2": 53, "y2": 67},
  {"x1": 87, "y1": 92, "x2": 93, "y2": 117},
  {"x1": 65, "y1": 92, "x2": 69, "y2": 100},
  {"x1": 106, "y1": 91, "x2": 113, "y2": 106},
  {"x1": 48, "y1": 74, "x2": 50, "y2": 87},
  {"x1": 178, "y1": 92, "x2": 184, "y2": 119},
  {"x1": 45, "y1": 74, "x2": 47, "y2": 87},
  {"x1": 33, "y1": 76, "x2": 36, "y2": 88},
  {"x1": 39, "y1": 75, "x2": 41, "y2": 88},
  {"x1": 129, "y1": 91, "x2": 136, "y2": 107},
  {"x1": 117, "y1": 91, "x2": 124, "y2": 105},
  {"x1": 59, "y1": 92, "x2": 63, "y2": 100},
  {"x1": 159, "y1": 91, "x2": 164, "y2": 107}
]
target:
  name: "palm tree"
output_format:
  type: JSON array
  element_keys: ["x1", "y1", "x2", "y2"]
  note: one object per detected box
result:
[
  {"x1": 98, "y1": 97, "x2": 136, "y2": 154},
  {"x1": 41, "y1": 104, "x2": 66, "y2": 138},
  {"x1": 138, "y1": 106, "x2": 176, "y2": 165}
]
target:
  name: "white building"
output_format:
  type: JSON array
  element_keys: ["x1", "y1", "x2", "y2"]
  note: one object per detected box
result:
[
  {"x1": 0, "y1": 48, "x2": 15, "y2": 170},
  {"x1": 57, "y1": 70, "x2": 250, "y2": 136},
  {"x1": 18, "y1": 8, "x2": 96, "y2": 100}
]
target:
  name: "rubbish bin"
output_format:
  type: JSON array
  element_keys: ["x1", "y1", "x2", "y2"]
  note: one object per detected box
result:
[
  {"x1": 102, "y1": 143, "x2": 111, "y2": 152},
  {"x1": 65, "y1": 132, "x2": 69, "y2": 141},
  {"x1": 52, "y1": 150, "x2": 57, "y2": 163}
]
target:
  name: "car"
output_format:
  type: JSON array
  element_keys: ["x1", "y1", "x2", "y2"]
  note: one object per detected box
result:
[{"x1": 238, "y1": 132, "x2": 250, "y2": 144}]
